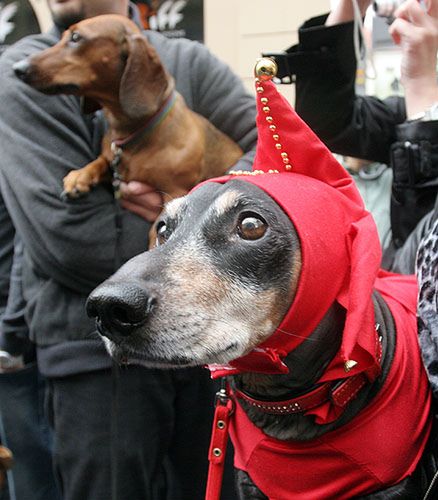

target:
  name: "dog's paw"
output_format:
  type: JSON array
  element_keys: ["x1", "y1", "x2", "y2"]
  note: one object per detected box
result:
[
  {"x1": 60, "y1": 188, "x2": 89, "y2": 201},
  {"x1": 62, "y1": 169, "x2": 97, "y2": 199}
]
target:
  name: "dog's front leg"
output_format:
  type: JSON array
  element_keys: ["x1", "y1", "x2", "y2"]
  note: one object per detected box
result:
[
  {"x1": 235, "y1": 469, "x2": 268, "y2": 500},
  {"x1": 62, "y1": 155, "x2": 110, "y2": 198}
]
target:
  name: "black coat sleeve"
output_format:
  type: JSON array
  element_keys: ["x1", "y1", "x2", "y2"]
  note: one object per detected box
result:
[{"x1": 285, "y1": 15, "x2": 406, "y2": 164}]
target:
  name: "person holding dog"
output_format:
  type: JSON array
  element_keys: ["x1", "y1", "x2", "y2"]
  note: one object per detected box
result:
[
  {"x1": 266, "y1": 0, "x2": 438, "y2": 273},
  {"x1": 0, "y1": 1, "x2": 256, "y2": 499}
]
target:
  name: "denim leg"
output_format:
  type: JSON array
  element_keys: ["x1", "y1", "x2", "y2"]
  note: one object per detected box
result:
[{"x1": 0, "y1": 363, "x2": 61, "y2": 500}]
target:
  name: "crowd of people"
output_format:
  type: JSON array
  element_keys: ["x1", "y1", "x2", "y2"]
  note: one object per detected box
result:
[{"x1": 0, "y1": 0, "x2": 436, "y2": 499}]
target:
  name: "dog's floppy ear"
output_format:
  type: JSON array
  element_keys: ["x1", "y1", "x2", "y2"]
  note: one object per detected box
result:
[{"x1": 119, "y1": 34, "x2": 170, "y2": 120}]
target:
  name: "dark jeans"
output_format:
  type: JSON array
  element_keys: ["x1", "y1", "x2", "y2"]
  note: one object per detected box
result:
[
  {"x1": 0, "y1": 363, "x2": 60, "y2": 500},
  {"x1": 46, "y1": 365, "x2": 237, "y2": 500}
]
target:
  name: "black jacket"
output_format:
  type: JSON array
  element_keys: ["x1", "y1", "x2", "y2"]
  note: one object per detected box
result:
[{"x1": 265, "y1": 14, "x2": 438, "y2": 251}]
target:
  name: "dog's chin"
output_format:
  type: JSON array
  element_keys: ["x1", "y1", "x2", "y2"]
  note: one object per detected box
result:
[
  {"x1": 103, "y1": 339, "x2": 197, "y2": 369},
  {"x1": 101, "y1": 336, "x2": 243, "y2": 370}
]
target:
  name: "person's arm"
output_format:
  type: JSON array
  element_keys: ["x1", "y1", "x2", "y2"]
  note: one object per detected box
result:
[
  {"x1": 0, "y1": 35, "x2": 151, "y2": 295},
  {"x1": 381, "y1": 0, "x2": 438, "y2": 246},
  {"x1": 193, "y1": 45, "x2": 257, "y2": 170},
  {"x1": 292, "y1": 13, "x2": 405, "y2": 164},
  {"x1": 325, "y1": 0, "x2": 371, "y2": 25},
  {"x1": 0, "y1": 238, "x2": 29, "y2": 363},
  {"x1": 0, "y1": 192, "x2": 14, "y2": 318},
  {"x1": 0, "y1": 193, "x2": 25, "y2": 371},
  {"x1": 389, "y1": 0, "x2": 438, "y2": 118}
]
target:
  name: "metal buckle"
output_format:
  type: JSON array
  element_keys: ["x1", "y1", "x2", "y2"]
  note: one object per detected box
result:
[{"x1": 215, "y1": 380, "x2": 235, "y2": 414}]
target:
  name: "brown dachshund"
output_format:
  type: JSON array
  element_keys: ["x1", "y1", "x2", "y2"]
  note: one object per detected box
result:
[
  {"x1": 0, "y1": 445, "x2": 13, "y2": 491},
  {"x1": 14, "y1": 14, "x2": 243, "y2": 203}
]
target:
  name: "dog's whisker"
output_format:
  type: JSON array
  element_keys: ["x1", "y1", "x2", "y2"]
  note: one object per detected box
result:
[
  {"x1": 274, "y1": 327, "x2": 323, "y2": 342},
  {"x1": 158, "y1": 191, "x2": 178, "y2": 204}
]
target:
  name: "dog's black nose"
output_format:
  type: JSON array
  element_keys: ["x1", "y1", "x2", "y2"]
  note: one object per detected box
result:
[
  {"x1": 13, "y1": 59, "x2": 31, "y2": 81},
  {"x1": 86, "y1": 282, "x2": 156, "y2": 338}
]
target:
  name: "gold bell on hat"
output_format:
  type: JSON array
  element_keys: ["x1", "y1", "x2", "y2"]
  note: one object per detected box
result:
[{"x1": 254, "y1": 57, "x2": 278, "y2": 81}]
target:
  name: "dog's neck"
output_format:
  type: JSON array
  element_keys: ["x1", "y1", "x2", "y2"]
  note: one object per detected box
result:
[
  {"x1": 95, "y1": 81, "x2": 176, "y2": 139},
  {"x1": 109, "y1": 90, "x2": 177, "y2": 148},
  {"x1": 232, "y1": 293, "x2": 395, "y2": 441}
]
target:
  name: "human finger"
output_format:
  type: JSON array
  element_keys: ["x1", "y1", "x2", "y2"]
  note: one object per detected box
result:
[
  {"x1": 389, "y1": 17, "x2": 421, "y2": 44},
  {"x1": 120, "y1": 180, "x2": 156, "y2": 197},
  {"x1": 425, "y1": 0, "x2": 438, "y2": 19},
  {"x1": 394, "y1": 0, "x2": 428, "y2": 25}
]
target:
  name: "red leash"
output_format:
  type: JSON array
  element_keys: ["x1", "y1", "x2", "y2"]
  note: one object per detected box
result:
[{"x1": 205, "y1": 380, "x2": 234, "y2": 500}]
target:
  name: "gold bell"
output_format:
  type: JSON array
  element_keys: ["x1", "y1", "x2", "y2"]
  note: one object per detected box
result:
[
  {"x1": 344, "y1": 360, "x2": 358, "y2": 372},
  {"x1": 254, "y1": 57, "x2": 278, "y2": 81}
]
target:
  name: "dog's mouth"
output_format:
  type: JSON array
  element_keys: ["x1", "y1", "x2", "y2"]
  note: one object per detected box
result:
[
  {"x1": 96, "y1": 320, "x2": 194, "y2": 368},
  {"x1": 97, "y1": 320, "x2": 241, "y2": 369},
  {"x1": 109, "y1": 343, "x2": 194, "y2": 369}
]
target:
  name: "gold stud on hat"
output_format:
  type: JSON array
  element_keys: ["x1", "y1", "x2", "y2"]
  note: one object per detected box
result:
[{"x1": 254, "y1": 57, "x2": 278, "y2": 81}]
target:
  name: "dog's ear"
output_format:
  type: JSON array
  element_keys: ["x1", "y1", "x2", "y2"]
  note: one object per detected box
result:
[
  {"x1": 80, "y1": 96, "x2": 102, "y2": 114},
  {"x1": 119, "y1": 34, "x2": 170, "y2": 120}
]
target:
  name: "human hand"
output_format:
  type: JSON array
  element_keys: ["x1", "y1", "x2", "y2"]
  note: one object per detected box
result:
[
  {"x1": 389, "y1": 0, "x2": 438, "y2": 117},
  {"x1": 326, "y1": 0, "x2": 373, "y2": 26},
  {"x1": 120, "y1": 181, "x2": 163, "y2": 222}
]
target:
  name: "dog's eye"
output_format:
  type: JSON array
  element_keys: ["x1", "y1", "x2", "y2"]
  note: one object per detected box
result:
[
  {"x1": 69, "y1": 31, "x2": 83, "y2": 44},
  {"x1": 237, "y1": 214, "x2": 267, "y2": 240},
  {"x1": 156, "y1": 221, "x2": 169, "y2": 246}
]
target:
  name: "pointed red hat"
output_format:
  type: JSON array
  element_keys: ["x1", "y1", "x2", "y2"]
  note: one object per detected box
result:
[{"x1": 202, "y1": 59, "x2": 382, "y2": 384}]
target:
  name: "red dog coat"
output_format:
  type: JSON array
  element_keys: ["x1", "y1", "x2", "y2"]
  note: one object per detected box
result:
[{"x1": 230, "y1": 274, "x2": 431, "y2": 499}]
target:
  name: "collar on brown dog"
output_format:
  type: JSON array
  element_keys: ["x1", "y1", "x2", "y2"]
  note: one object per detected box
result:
[
  {"x1": 109, "y1": 91, "x2": 177, "y2": 199},
  {"x1": 111, "y1": 90, "x2": 177, "y2": 150}
]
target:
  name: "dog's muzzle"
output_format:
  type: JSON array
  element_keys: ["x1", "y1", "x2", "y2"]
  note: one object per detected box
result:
[{"x1": 86, "y1": 282, "x2": 156, "y2": 339}]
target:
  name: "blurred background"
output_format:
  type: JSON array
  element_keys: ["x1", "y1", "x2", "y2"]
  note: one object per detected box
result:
[{"x1": 0, "y1": 0, "x2": 405, "y2": 103}]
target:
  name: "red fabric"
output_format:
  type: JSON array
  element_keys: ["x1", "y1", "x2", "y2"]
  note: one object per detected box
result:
[
  {"x1": 205, "y1": 400, "x2": 234, "y2": 500},
  {"x1": 229, "y1": 275, "x2": 432, "y2": 499}
]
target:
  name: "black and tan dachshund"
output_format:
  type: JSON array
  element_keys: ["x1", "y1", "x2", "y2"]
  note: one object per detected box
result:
[{"x1": 87, "y1": 177, "x2": 437, "y2": 499}]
